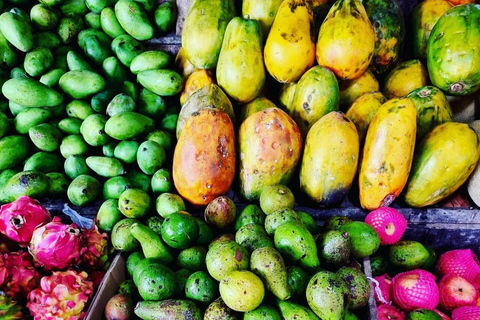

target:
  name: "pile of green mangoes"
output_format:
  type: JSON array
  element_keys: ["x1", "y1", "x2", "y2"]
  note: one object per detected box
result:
[
  {"x1": 0, "y1": 0, "x2": 181, "y2": 209},
  {"x1": 106, "y1": 184, "x2": 381, "y2": 320}
]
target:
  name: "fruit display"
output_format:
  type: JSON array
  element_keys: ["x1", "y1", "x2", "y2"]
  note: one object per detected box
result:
[{"x1": 1, "y1": 0, "x2": 480, "y2": 319}]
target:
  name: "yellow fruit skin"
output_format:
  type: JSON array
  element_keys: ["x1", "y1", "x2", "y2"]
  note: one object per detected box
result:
[
  {"x1": 345, "y1": 91, "x2": 387, "y2": 141},
  {"x1": 239, "y1": 97, "x2": 277, "y2": 124},
  {"x1": 383, "y1": 60, "x2": 429, "y2": 99},
  {"x1": 300, "y1": 111, "x2": 360, "y2": 205},
  {"x1": 217, "y1": 17, "x2": 265, "y2": 103},
  {"x1": 339, "y1": 70, "x2": 379, "y2": 108},
  {"x1": 238, "y1": 108, "x2": 303, "y2": 201},
  {"x1": 175, "y1": 47, "x2": 197, "y2": 80},
  {"x1": 316, "y1": 0, "x2": 375, "y2": 80},
  {"x1": 180, "y1": 69, "x2": 214, "y2": 105},
  {"x1": 264, "y1": 0, "x2": 316, "y2": 83},
  {"x1": 405, "y1": 122, "x2": 480, "y2": 208},
  {"x1": 242, "y1": 0, "x2": 284, "y2": 39},
  {"x1": 173, "y1": 108, "x2": 236, "y2": 207},
  {"x1": 278, "y1": 82, "x2": 297, "y2": 116},
  {"x1": 359, "y1": 98, "x2": 417, "y2": 210}
]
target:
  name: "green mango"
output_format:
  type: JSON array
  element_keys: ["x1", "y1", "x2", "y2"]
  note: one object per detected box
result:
[
  {"x1": 131, "y1": 223, "x2": 174, "y2": 264},
  {"x1": 106, "y1": 93, "x2": 136, "y2": 117},
  {"x1": 135, "y1": 0, "x2": 155, "y2": 12},
  {"x1": 83, "y1": 35, "x2": 110, "y2": 65},
  {"x1": 33, "y1": 31, "x2": 60, "y2": 49},
  {"x1": 2, "y1": 78, "x2": 63, "y2": 108},
  {"x1": 59, "y1": 70, "x2": 105, "y2": 99},
  {"x1": 0, "y1": 12, "x2": 33, "y2": 52},
  {"x1": 0, "y1": 29, "x2": 18, "y2": 69},
  {"x1": 58, "y1": 117, "x2": 82, "y2": 135},
  {"x1": 154, "y1": 0, "x2": 177, "y2": 34},
  {"x1": 115, "y1": 38, "x2": 146, "y2": 67},
  {"x1": 60, "y1": 135, "x2": 88, "y2": 158},
  {"x1": 337, "y1": 267, "x2": 370, "y2": 309},
  {"x1": 217, "y1": 17, "x2": 265, "y2": 103},
  {"x1": 264, "y1": 209, "x2": 301, "y2": 236},
  {"x1": 115, "y1": 0, "x2": 154, "y2": 41},
  {"x1": 130, "y1": 50, "x2": 171, "y2": 74},
  {"x1": 57, "y1": 15, "x2": 85, "y2": 44},
  {"x1": 125, "y1": 170, "x2": 151, "y2": 192},
  {"x1": 24, "y1": 152, "x2": 63, "y2": 173},
  {"x1": 90, "y1": 87, "x2": 118, "y2": 113},
  {"x1": 80, "y1": 114, "x2": 110, "y2": 147},
  {"x1": 78, "y1": 28, "x2": 110, "y2": 49},
  {"x1": 235, "y1": 223, "x2": 273, "y2": 252},
  {"x1": 244, "y1": 304, "x2": 282, "y2": 320},
  {"x1": 14, "y1": 108, "x2": 52, "y2": 134},
  {"x1": 67, "y1": 174, "x2": 101, "y2": 206},
  {"x1": 0, "y1": 171, "x2": 49, "y2": 202},
  {"x1": 46, "y1": 172, "x2": 69, "y2": 197},
  {"x1": 24, "y1": 47, "x2": 53, "y2": 77},
  {"x1": 114, "y1": 140, "x2": 139, "y2": 164},
  {"x1": 277, "y1": 300, "x2": 319, "y2": 320},
  {"x1": 177, "y1": 246, "x2": 207, "y2": 271},
  {"x1": 0, "y1": 169, "x2": 21, "y2": 188},
  {"x1": 102, "y1": 56, "x2": 127, "y2": 85},
  {"x1": 120, "y1": 80, "x2": 139, "y2": 101},
  {"x1": 28, "y1": 123, "x2": 62, "y2": 152},
  {"x1": 86, "y1": 156, "x2": 125, "y2": 178},
  {"x1": 85, "y1": 12, "x2": 101, "y2": 29},
  {"x1": 134, "y1": 300, "x2": 202, "y2": 320},
  {"x1": 67, "y1": 50, "x2": 93, "y2": 71},
  {"x1": 234, "y1": 204, "x2": 266, "y2": 231},
  {"x1": 119, "y1": 188, "x2": 152, "y2": 219},
  {"x1": 103, "y1": 141, "x2": 117, "y2": 157},
  {"x1": 317, "y1": 230, "x2": 351, "y2": 266},
  {"x1": 389, "y1": 240, "x2": 429, "y2": 270},
  {"x1": 40, "y1": 68, "x2": 65, "y2": 87},
  {"x1": 64, "y1": 155, "x2": 90, "y2": 180},
  {"x1": 53, "y1": 45, "x2": 72, "y2": 69},
  {"x1": 137, "y1": 69, "x2": 183, "y2": 96},
  {"x1": 85, "y1": 0, "x2": 117, "y2": 14},
  {"x1": 105, "y1": 111, "x2": 155, "y2": 140},
  {"x1": 151, "y1": 168, "x2": 173, "y2": 194},
  {"x1": 0, "y1": 136, "x2": 30, "y2": 170},
  {"x1": 61, "y1": 0, "x2": 88, "y2": 16},
  {"x1": 138, "y1": 88, "x2": 166, "y2": 119},
  {"x1": 66, "y1": 100, "x2": 94, "y2": 120},
  {"x1": 136, "y1": 140, "x2": 166, "y2": 175},
  {"x1": 274, "y1": 222, "x2": 320, "y2": 271},
  {"x1": 103, "y1": 176, "x2": 131, "y2": 200},
  {"x1": 306, "y1": 271, "x2": 345, "y2": 320},
  {"x1": 97, "y1": 199, "x2": 124, "y2": 232},
  {"x1": 30, "y1": 4, "x2": 60, "y2": 30},
  {"x1": 287, "y1": 266, "x2": 309, "y2": 296},
  {"x1": 0, "y1": 112, "x2": 8, "y2": 138},
  {"x1": 100, "y1": 7, "x2": 126, "y2": 38},
  {"x1": 146, "y1": 129, "x2": 171, "y2": 150},
  {"x1": 251, "y1": 247, "x2": 291, "y2": 300}
]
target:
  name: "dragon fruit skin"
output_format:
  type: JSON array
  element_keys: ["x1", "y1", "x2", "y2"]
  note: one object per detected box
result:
[
  {"x1": 436, "y1": 249, "x2": 480, "y2": 283},
  {"x1": 28, "y1": 217, "x2": 86, "y2": 271},
  {"x1": 373, "y1": 274, "x2": 392, "y2": 305},
  {"x1": 0, "y1": 196, "x2": 52, "y2": 247},
  {"x1": 451, "y1": 306, "x2": 480, "y2": 320},
  {"x1": 391, "y1": 269, "x2": 440, "y2": 311},
  {"x1": 0, "y1": 292, "x2": 23, "y2": 320},
  {"x1": 27, "y1": 270, "x2": 94, "y2": 320},
  {"x1": 81, "y1": 224, "x2": 109, "y2": 270},
  {"x1": 1, "y1": 251, "x2": 41, "y2": 299}
]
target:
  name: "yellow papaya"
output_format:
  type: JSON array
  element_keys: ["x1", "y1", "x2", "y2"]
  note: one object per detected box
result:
[
  {"x1": 291, "y1": 66, "x2": 340, "y2": 137},
  {"x1": 239, "y1": 97, "x2": 277, "y2": 124},
  {"x1": 264, "y1": 0, "x2": 316, "y2": 83},
  {"x1": 180, "y1": 69, "x2": 215, "y2": 105},
  {"x1": 242, "y1": 0, "x2": 284, "y2": 39},
  {"x1": 405, "y1": 122, "x2": 480, "y2": 208},
  {"x1": 217, "y1": 17, "x2": 265, "y2": 103},
  {"x1": 383, "y1": 60, "x2": 429, "y2": 99},
  {"x1": 238, "y1": 108, "x2": 303, "y2": 201},
  {"x1": 278, "y1": 82, "x2": 297, "y2": 116},
  {"x1": 181, "y1": 0, "x2": 236, "y2": 69},
  {"x1": 359, "y1": 97, "x2": 417, "y2": 210},
  {"x1": 175, "y1": 47, "x2": 197, "y2": 79},
  {"x1": 300, "y1": 111, "x2": 359, "y2": 205},
  {"x1": 345, "y1": 91, "x2": 387, "y2": 142},
  {"x1": 407, "y1": 86, "x2": 454, "y2": 140},
  {"x1": 316, "y1": 0, "x2": 375, "y2": 80},
  {"x1": 339, "y1": 70, "x2": 379, "y2": 108},
  {"x1": 173, "y1": 108, "x2": 236, "y2": 207}
]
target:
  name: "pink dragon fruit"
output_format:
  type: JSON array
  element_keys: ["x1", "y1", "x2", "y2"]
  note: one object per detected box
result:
[
  {"x1": 451, "y1": 306, "x2": 480, "y2": 320},
  {"x1": 373, "y1": 274, "x2": 392, "y2": 305},
  {"x1": 81, "y1": 224, "x2": 109, "y2": 270},
  {"x1": 0, "y1": 292, "x2": 23, "y2": 319},
  {"x1": 1, "y1": 251, "x2": 41, "y2": 299},
  {"x1": 365, "y1": 207, "x2": 407, "y2": 245},
  {"x1": 27, "y1": 269, "x2": 94, "y2": 320},
  {"x1": 436, "y1": 249, "x2": 480, "y2": 283},
  {"x1": 28, "y1": 217, "x2": 86, "y2": 271},
  {"x1": 0, "y1": 196, "x2": 52, "y2": 247},
  {"x1": 391, "y1": 269, "x2": 440, "y2": 311}
]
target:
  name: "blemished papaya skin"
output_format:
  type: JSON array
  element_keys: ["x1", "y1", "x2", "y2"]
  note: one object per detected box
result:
[
  {"x1": 359, "y1": 97, "x2": 417, "y2": 210},
  {"x1": 345, "y1": 92, "x2": 387, "y2": 142},
  {"x1": 264, "y1": 0, "x2": 316, "y2": 83},
  {"x1": 238, "y1": 108, "x2": 303, "y2": 201},
  {"x1": 180, "y1": 69, "x2": 215, "y2": 106},
  {"x1": 300, "y1": 111, "x2": 360, "y2": 205},
  {"x1": 383, "y1": 60, "x2": 429, "y2": 99},
  {"x1": 316, "y1": 0, "x2": 375, "y2": 80},
  {"x1": 405, "y1": 122, "x2": 480, "y2": 208},
  {"x1": 173, "y1": 109, "x2": 236, "y2": 207},
  {"x1": 242, "y1": 0, "x2": 284, "y2": 39}
]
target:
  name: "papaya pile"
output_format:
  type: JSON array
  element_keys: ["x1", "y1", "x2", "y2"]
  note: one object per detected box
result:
[{"x1": 174, "y1": 0, "x2": 480, "y2": 210}]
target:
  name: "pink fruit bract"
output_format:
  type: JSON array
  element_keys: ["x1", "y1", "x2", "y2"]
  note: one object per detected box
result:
[
  {"x1": 436, "y1": 249, "x2": 480, "y2": 283},
  {"x1": 365, "y1": 207, "x2": 407, "y2": 245},
  {"x1": 0, "y1": 196, "x2": 52, "y2": 247},
  {"x1": 28, "y1": 217, "x2": 86, "y2": 271},
  {"x1": 452, "y1": 306, "x2": 480, "y2": 320},
  {"x1": 81, "y1": 224, "x2": 109, "y2": 270},
  {"x1": 27, "y1": 269, "x2": 94, "y2": 320},
  {"x1": 377, "y1": 304, "x2": 405, "y2": 320},
  {"x1": 391, "y1": 269, "x2": 440, "y2": 311},
  {"x1": 1, "y1": 251, "x2": 41, "y2": 299},
  {"x1": 373, "y1": 274, "x2": 392, "y2": 305},
  {"x1": 439, "y1": 274, "x2": 478, "y2": 312}
]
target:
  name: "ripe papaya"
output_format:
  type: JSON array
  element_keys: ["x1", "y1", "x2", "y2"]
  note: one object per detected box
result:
[
  {"x1": 345, "y1": 92, "x2": 387, "y2": 142},
  {"x1": 410, "y1": 0, "x2": 453, "y2": 59},
  {"x1": 291, "y1": 66, "x2": 340, "y2": 137},
  {"x1": 238, "y1": 108, "x2": 303, "y2": 201},
  {"x1": 363, "y1": 0, "x2": 405, "y2": 75},
  {"x1": 427, "y1": 4, "x2": 480, "y2": 96},
  {"x1": 239, "y1": 97, "x2": 277, "y2": 124},
  {"x1": 339, "y1": 70, "x2": 379, "y2": 108},
  {"x1": 407, "y1": 86, "x2": 454, "y2": 140},
  {"x1": 264, "y1": 0, "x2": 315, "y2": 83},
  {"x1": 300, "y1": 111, "x2": 359, "y2": 205},
  {"x1": 316, "y1": 0, "x2": 375, "y2": 80},
  {"x1": 405, "y1": 122, "x2": 480, "y2": 207},
  {"x1": 242, "y1": 0, "x2": 284, "y2": 39},
  {"x1": 181, "y1": 0, "x2": 236, "y2": 69},
  {"x1": 180, "y1": 70, "x2": 214, "y2": 106},
  {"x1": 217, "y1": 17, "x2": 265, "y2": 103},
  {"x1": 383, "y1": 60, "x2": 428, "y2": 99},
  {"x1": 359, "y1": 98, "x2": 417, "y2": 210},
  {"x1": 173, "y1": 109, "x2": 236, "y2": 207}
]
